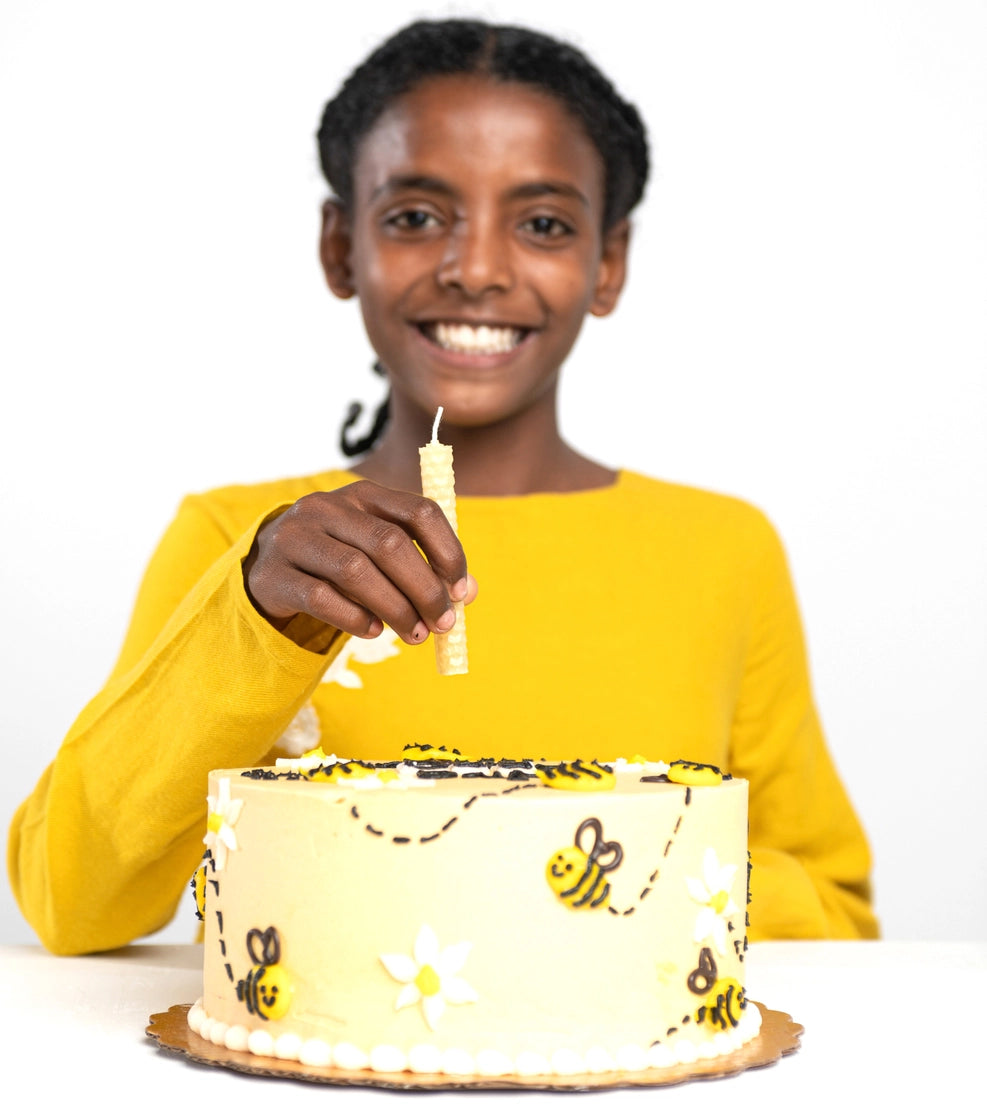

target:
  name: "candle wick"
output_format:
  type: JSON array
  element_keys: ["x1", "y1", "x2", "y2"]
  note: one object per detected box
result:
[{"x1": 431, "y1": 406, "x2": 444, "y2": 443}]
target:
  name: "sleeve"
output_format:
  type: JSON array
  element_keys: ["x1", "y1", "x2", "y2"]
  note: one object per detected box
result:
[
  {"x1": 728, "y1": 513, "x2": 879, "y2": 940},
  {"x1": 7, "y1": 495, "x2": 348, "y2": 955}
]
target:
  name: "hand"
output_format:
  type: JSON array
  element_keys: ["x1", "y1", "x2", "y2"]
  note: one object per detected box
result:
[{"x1": 244, "y1": 481, "x2": 476, "y2": 645}]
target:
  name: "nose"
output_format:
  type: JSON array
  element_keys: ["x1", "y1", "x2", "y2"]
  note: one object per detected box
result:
[{"x1": 436, "y1": 217, "x2": 513, "y2": 296}]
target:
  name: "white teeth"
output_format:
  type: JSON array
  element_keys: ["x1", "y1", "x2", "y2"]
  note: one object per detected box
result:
[{"x1": 430, "y1": 322, "x2": 523, "y2": 354}]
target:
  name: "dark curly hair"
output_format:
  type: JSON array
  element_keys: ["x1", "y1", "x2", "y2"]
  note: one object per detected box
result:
[
  {"x1": 320, "y1": 19, "x2": 650, "y2": 457},
  {"x1": 318, "y1": 19, "x2": 649, "y2": 232}
]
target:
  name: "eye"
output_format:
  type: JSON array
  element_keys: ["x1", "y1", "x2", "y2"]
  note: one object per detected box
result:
[
  {"x1": 385, "y1": 208, "x2": 440, "y2": 232},
  {"x1": 521, "y1": 214, "x2": 574, "y2": 239}
]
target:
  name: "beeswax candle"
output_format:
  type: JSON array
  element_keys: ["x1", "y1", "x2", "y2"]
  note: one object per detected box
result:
[{"x1": 419, "y1": 407, "x2": 468, "y2": 675}]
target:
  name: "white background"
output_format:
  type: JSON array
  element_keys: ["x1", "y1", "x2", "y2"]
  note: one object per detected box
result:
[{"x1": 1, "y1": 0, "x2": 984, "y2": 945}]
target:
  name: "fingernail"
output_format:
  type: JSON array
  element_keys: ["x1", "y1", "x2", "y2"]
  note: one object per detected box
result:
[
  {"x1": 411, "y1": 621, "x2": 429, "y2": 642},
  {"x1": 435, "y1": 609, "x2": 456, "y2": 632},
  {"x1": 450, "y1": 578, "x2": 469, "y2": 601}
]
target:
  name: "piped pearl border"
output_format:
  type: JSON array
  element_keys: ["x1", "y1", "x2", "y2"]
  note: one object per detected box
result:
[{"x1": 186, "y1": 999, "x2": 762, "y2": 1077}]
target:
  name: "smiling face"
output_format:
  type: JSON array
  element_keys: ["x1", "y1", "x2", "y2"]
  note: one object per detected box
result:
[{"x1": 320, "y1": 75, "x2": 629, "y2": 432}]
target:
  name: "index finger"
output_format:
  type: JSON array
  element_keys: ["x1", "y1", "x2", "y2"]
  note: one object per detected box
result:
[{"x1": 339, "y1": 480, "x2": 469, "y2": 591}]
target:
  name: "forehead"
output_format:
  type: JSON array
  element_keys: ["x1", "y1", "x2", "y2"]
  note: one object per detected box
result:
[{"x1": 351, "y1": 75, "x2": 605, "y2": 211}]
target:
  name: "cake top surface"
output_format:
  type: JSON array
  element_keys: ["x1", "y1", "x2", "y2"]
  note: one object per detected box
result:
[{"x1": 210, "y1": 748, "x2": 745, "y2": 799}]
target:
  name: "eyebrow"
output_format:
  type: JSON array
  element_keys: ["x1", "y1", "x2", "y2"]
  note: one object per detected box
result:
[{"x1": 370, "y1": 174, "x2": 592, "y2": 210}]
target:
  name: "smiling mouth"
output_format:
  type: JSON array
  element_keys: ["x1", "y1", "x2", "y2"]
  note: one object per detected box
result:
[{"x1": 420, "y1": 322, "x2": 527, "y2": 355}]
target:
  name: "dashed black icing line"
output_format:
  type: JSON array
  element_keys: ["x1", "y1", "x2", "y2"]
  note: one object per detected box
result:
[
  {"x1": 206, "y1": 861, "x2": 235, "y2": 984},
  {"x1": 344, "y1": 777, "x2": 541, "y2": 846},
  {"x1": 606, "y1": 870, "x2": 659, "y2": 916},
  {"x1": 604, "y1": 789, "x2": 690, "y2": 915}
]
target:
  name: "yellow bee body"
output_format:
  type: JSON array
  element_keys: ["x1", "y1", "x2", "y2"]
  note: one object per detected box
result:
[
  {"x1": 190, "y1": 859, "x2": 209, "y2": 921},
  {"x1": 546, "y1": 818, "x2": 624, "y2": 910},
  {"x1": 667, "y1": 760, "x2": 723, "y2": 787},
  {"x1": 237, "y1": 961, "x2": 294, "y2": 1020},
  {"x1": 236, "y1": 926, "x2": 295, "y2": 1021},
  {"x1": 695, "y1": 977, "x2": 746, "y2": 1030}
]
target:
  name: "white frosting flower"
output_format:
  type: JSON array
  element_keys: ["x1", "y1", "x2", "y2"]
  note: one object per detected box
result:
[
  {"x1": 686, "y1": 847, "x2": 740, "y2": 955},
  {"x1": 321, "y1": 627, "x2": 401, "y2": 689},
  {"x1": 203, "y1": 777, "x2": 243, "y2": 871},
  {"x1": 380, "y1": 924, "x2": 477, "y2": 1030}
]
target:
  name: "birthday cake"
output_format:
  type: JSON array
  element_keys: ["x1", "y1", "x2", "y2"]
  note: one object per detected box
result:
[{"x1": 187, "y1": 750, "x2": 758, "y2": 1079}]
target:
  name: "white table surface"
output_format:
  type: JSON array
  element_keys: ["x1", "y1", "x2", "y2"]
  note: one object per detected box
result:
[{"x1": 1, "y1": 940, "x2": 982, "y2": 1110}]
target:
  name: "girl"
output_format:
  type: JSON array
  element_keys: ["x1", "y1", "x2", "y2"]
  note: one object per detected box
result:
[{"x1": 8, "y1": 19, "x2": 877, "y2": 954}]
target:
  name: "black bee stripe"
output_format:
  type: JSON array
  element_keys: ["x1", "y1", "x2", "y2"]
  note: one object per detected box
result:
[
  {"x1": 589, "y1": 882, "x2": 610, "y2": 908},
  {"x1": 574, "y1": 874, "x2": 604, "y2": 907},
  {"x1": 563, "y1": 862, "x2": 599, "y2": 905}
]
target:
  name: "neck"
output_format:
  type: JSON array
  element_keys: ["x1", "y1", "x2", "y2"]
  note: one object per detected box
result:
[{"x1": 350, "y1": 392, "x2": 616, "y2": 496}]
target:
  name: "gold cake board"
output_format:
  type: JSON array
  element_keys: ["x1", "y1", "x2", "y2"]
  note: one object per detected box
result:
[{"x1": 146, "y1": 1001, "x2": 802, "y2": 1091}]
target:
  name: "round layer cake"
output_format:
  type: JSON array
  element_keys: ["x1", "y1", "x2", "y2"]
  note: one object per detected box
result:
[{"x1": 189, "y1": 751, "x2": 758, "y2": 1077}]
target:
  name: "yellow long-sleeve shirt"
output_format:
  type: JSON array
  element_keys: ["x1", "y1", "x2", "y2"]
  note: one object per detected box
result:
[{"x1": 8, "y1": 469, "x2": 878, "y2": 953}]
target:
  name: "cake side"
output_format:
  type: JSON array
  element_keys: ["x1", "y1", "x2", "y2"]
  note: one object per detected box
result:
[{"x1": 191, "y1": 756, "x2": 756, "y2": 1076}]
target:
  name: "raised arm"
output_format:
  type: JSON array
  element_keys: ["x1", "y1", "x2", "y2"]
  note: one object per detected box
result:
[{"x1": 8, "y1": 476, "x2": 472, "y2": 954}]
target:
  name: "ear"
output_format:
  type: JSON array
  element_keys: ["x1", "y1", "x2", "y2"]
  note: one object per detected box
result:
[
  {"x1": 319, "y1": 199, "x2": 356, "y2": 300},
  {"x1": 589, "y1": 218, "x2": 630, "y2": 318}
]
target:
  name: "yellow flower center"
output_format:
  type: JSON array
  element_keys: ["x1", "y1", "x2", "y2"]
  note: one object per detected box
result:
[
  {"x1": 712, "y1": 890, "x2": 729, "y2": 914},
  {"x1": 207, "y1": 812, "x2": 224, "y2": 833},
  {"x1": 415, "y1": 964, "x2": 441, "y2": 997}
]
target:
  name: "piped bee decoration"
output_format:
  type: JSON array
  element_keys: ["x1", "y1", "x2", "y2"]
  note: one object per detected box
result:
[
  {"x1": 546, "y1": 817, "x2": 624, "y2": 910},
  {"x1": 695, "y1": 977, "x2": 747, "y2": 1031},
  {"x1": 190, "y1": 850, "x2": 214, "y2": 921},
  {"x1": 236, "y1": 926, "x2": 295, "y2": 1021}
]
